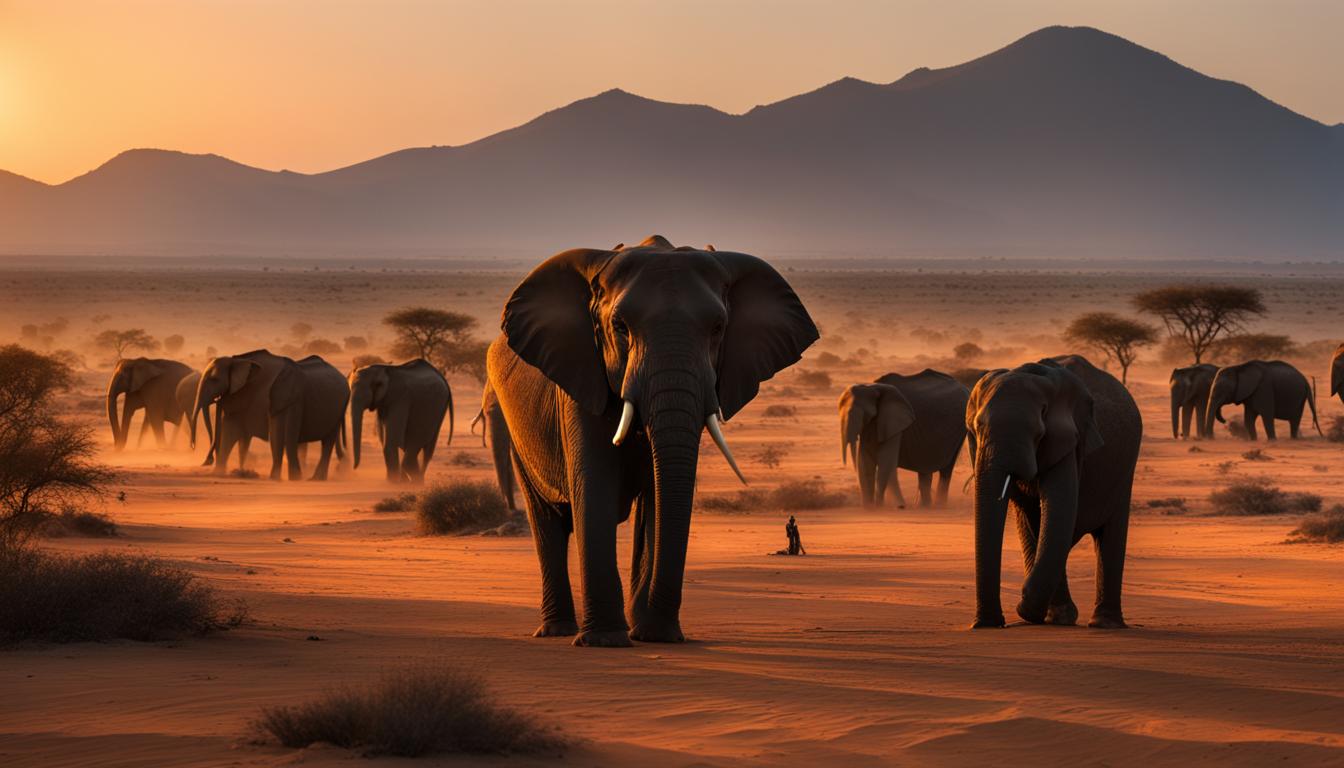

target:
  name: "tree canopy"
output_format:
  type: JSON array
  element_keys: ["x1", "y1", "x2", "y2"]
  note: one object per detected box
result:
[
  {"x1": 383, "y1": 307, "x2": 486, "y2": 381},
  {"x1": 1063, "y1": 312, "x2": 1157, "y2": 384},
  {"x1": 1132, "y1": 285, "x2": 1266, "y2": 364},
  {"x1": 94, "y1": 328, "x2": 159, "y2": 360}
]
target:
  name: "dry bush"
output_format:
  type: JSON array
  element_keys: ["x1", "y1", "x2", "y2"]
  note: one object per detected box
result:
[
  {"x1": 0, "y1": 546, "x2": 244, "y2": 643},
  {"x1": 373, "y1": 493, "x2": 417, "y2": 513},
  {"x1": 753, "y1": 444, "x2": 791, "y2": 470},
  {"x1": 794, "y1": 369, "x2": 832, "y2": 390},
  {"x1": 1208, "y1": 478, "x2": 1321, "y2": 516},
  {"x1": 256, "y1": 666, "x2": 562, "y2": 757},
  {"x1": 1325, "y1": 417, "x2": 1344, "y2": 444},
  {"x1": 39, "y1": 507, "x2": 117, "y2": 538},
  {"x1": 698, "y1": 478, "x2": 848, "y2": 513},
  {"x1": 761, "y1": 404, "x2": 797, "y2": 419},
  {"x1": 1225, "y1": 417, "x2": 1250, "y2": 439},
  {"x1": 1145, "y1": 497, "x2": 1187, "y2": 512},
  {"x1": 953, "y1": 341, "x2": 985, "y2": 361},
  {"x1": 1289, "y1": 506, "x2": 1344, "y2": 544},
  {"x1": 1242, "y1": 448, "x2": 1272, "y2": 462},
  {"x1": 416, "y1": 481, "x2": 509, "y2": 535}
]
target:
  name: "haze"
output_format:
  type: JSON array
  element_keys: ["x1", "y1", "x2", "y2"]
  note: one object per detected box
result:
[{"x1": 3, "y1": 0, "x2": 1342, "y2": 185}]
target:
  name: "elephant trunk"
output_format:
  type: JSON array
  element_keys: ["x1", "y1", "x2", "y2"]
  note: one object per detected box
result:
[
  {"x1": 349, "y1": 390, "x2": 369, "y2": 469},
  {"x1": 841, "y1": 408, "x2": 863, "y2": 467},
  {"x1": 1170, "y1": 387, "x2": 1182, "y2": 439},
  {"x1": 106, "y1": 380, "x2": 126, "y2": 450},
  {"x1": 972, "y1": 460, "x2": 1012, "y2": 629},
  {"x1": 638, "y1": 361, "x2": 704, "y2": 638}
]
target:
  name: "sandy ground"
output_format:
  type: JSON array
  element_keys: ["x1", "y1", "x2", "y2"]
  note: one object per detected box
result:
[{"x1": 3, "y1": 264, "x2": 1344, "y2": 766}]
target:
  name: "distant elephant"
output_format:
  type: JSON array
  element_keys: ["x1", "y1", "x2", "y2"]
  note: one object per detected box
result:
[
  {"x1": 1169, "y1": 363, "x2": 1218, "y2": 439},
  {"x1": 472, "y1": 382, "x2": 518, "y2": 510},
  {"x1": 194, "y1": 350, "x2": 349, "y2": 479},
  {"x1": 349, "y1": 359, "x2": 451, "y2": 483},
  {"x1": 175, "y1": 371, "x2": 214, "y2": 462},
  {"x1": 1205, "y1": 360, "x2": 1320, "y2": 440},
  {"x1": 106, "y1": 357, "x2": 193, "y2": 450},
  {"x1": 1332, "y1": 344, "x2": 1344, "y2": 406},
  {"x1": 488, "y1": 236, "x2": 818, "y2": 646},
  {"x1": 839, "y1": 369, "x2": 969, "y2": 508},
  {"x1": 967, "y1": 355, "x2": 1141, "y2": 630}
]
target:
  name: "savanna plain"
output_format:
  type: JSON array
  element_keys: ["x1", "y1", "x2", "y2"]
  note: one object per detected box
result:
[{"x1": 4, "y1": 260, "x2": 1344, "y2": 767}]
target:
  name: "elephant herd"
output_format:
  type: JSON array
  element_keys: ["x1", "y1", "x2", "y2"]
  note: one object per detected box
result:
[
  {"x1": 107, "y1": 351, "x2": 518, "y2": 501},
  {"x1": 1173, "y1": 359, "x2": 1322, "y2": 441}
]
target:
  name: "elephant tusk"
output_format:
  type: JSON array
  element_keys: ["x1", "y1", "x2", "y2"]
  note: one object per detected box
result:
[
  {"x1": 612, "y1": 399, "x2": 636, "y2": 446},
  {"x1": 706, "y1": 413, "x2": 747, "y2": 486},
  {"x1": 1000, "y1": 474, "x2": 1012, "y2": 501}
]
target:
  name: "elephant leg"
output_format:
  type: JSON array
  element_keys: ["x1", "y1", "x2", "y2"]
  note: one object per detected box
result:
[
  {"x1": 238, "y1": 435, "x2": 253, "y2": 473},
  {"x1": 383, "y1": 441, "x2": 402, "y2": 483},
  {"x1": 856, "y1": 450, "x2": 877, "y2": 507},
  {"x1": 400, "y1": 449, "x2": 423, "y2": 484},
  {"x1": 1196, "y1": 401, "x2": 1211, "y2": 439},
  {"x1": 150, "y1": 415, "x2": 167, "y2": 450},
  {"x1": 1181, "y1": 404, "x2": 1194, "y2": 439},
  {"x1": 310, "y1": 435, "x2": 337, "y2": 481},
  {"x1": 268, "y1": 416, "x2": 286, "y2": 481},
  {"x1": 627, "y1": 493, "x2": 655, "y2": 630},
  {"x1": 570, "y1": 482, "x2": 630, "y2": 647},
  {"x1": 1012, "y1": 496, "x2": 1077, "y2": 625},
  {"x1": 1243, "y1": 406, "x2": 1258, "y2": 440},
  {"x1": 917, "y1": 472, "x2": 934, "y2": 508},
  {"x1": 935, "y1": 465, "x2": 954, "y2": 507},
  {"x1": 1289, "y1": 415, "x2": 1301, "y2": 439},
  {"x1": 214, "y1": 423, "x2": 238, "y2": 476},
  {"x1": 136, "y1": 417, "x2": 151, "y2": 448},
  {"x1": 1089, "y1": 512, "x2": 1130, "y2": 629},
  {"x1": 876, "y1": 464, "x2": 905, "y2": 508},
  {"x1": 520, "y1": 477, "x2": 577, "y2": 638},
  {"x1": 1260, "y1": 412, "x2": 1276, "y2": 441}
]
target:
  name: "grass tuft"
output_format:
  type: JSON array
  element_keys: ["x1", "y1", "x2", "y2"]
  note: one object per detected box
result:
[
  {"x1": 256, "y1": 666, "x2": 563, "y2": 757},
  {"x1": 0, "y1": 545, "x2": 244, "y2": 643},
  {"x1": 372, "y1": 493, "x2": 417, "y2": 513},
  {"x1": 416, "y1": 481, "x2": 510, "y2": 535},
  {"x1": 1208, "y1": 478, "x2": 1322, "y2": 516}
]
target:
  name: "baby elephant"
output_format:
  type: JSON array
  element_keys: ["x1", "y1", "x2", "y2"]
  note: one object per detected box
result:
[
  {"x1": 966, "y1": 355, "x2": 1141, "y2": 630},
  {"x1": 838, "y1": 369, "x2": 969, "y2": 507}
]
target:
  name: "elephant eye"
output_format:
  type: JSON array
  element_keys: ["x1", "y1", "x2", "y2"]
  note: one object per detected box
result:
[
  {"x1": 612, "y1": 319, "x2": 629, "y2": 337},
  {"x1": 711, "y1": 321, "x2": 725, "y2": 336}
]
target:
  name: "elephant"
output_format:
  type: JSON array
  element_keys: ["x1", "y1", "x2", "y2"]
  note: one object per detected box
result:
[
  {"x1": 471, "y1": 382, "x2": 518, "y2": 510},
  {"x1": 966, "y1": 355, "x2": 1141, "y2": 630},
  {"x1": 175, "y1": 371, "x2": 214, "y2": 462},
  {"x1": 1205, "y1": 360, "x2": 1320, "y2": 440},
  {"x1": 839, "y1": 369, "x2": 969, "y2": 508},
  {"x1": 1169, "y1": 363, "x2": 1218, "y2": 440},
  {"x1": 106, "y1": 357, "x2": 193, "y2": 450},
  {"x1": 1332, "y1": 344, "x2": 1344, "y2": 406},
  {"x1": 487, "y1": 235, "x2": 818, "y2": 647},
  {"x1": 193, "y1": 350, "x2": 349, "y2": 479},
  {"x1": 348, "y1": 359, "x2": 451, "y2": 483}
]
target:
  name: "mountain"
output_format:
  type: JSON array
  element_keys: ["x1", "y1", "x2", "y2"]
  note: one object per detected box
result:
[{"x1": 2, "y1": 26, "x2": 1341, "y2": 259}]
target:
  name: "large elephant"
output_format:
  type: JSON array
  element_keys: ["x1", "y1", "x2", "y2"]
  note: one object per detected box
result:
[
  {"x1": 175, "y1": 371, "x2": 213, "y2": 462},
  {"x1": 488, "y1": 236, "x2": 818, "y2": 647},
  {"x1": 1169, "y1": 363, "x2": 1218, "y2": 440},
  {"x1": 839, "y1": 369, "x2": 969, "y2": 508},
  {"x1": 1331, "y1": 344, "x2": 1344, "y2": 406},
  {"x1": 106, "y1": 357, "x2": 193, "y2": 450},
  {"x1": 472, "y1": 382, "x2": 518, "y2": 510},
  {"x1": 966, "y1": 355, "x2": 1141, "y2": 630},
  {"x1": 348, "y1": 359, "x2": 450, "y2": 483},
  {"x1": 193, "y1": 350, "x2": 348, "y2": 479},
  {"x1": 1205, "y1": 360, "x2": 1320, "y2": 440}
]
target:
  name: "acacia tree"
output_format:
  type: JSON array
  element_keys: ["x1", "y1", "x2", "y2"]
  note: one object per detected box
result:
[
  {"x1": 94, "y1": 328, "x2": 159, "y2": 360},
  {"x1": 0, "y1": 346, "x2": 114, "y2": 545},
  {"x1": 1063, "y1": 312, "x2": 1157, "y2": 385},
  {"x1": 1206, "y1": 333, "x2": 1297, "y2": 364},
  {"x1": 382, "y1": 307, "x2": 481, "y2": 377},
  {"x1": 1132, "y1": 286, "x2": 1266, "y2": 364}
]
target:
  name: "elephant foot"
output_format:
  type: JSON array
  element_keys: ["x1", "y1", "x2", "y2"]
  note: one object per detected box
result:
[
  {"x1": 629, "y1": 617, "x2": 685, "y2": 643},
  {"x1": 1014, "y1": 600, "x2": 1048, "y2": 625},
  {"x1": 1088, "y1": 611, "x2": 1128, "y2": 630},
  {"x1": 1045, "y1": 602, "x2": 1079, "y2": 626},
  {"x1": 532, "y1": 619, "x2": 578, "y2": 638},
  {"x1": 970, "y1": 612, "x2": 1006, "y2": 629},
  {"x1": 572, "y1": 629, "x2": 633, "y2": 648}
]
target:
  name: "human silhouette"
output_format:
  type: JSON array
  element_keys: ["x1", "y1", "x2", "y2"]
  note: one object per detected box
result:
[{"x1": 785, "y1": 515, "x2": 805, "y2": 555}]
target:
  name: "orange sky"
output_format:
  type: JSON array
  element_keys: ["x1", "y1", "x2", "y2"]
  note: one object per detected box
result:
[{"x1": 2, "y1": 0, "x2": 1340, "y2": 185}]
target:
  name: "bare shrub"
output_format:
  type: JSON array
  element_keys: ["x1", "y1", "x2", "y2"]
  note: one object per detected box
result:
[
  {"x1": 1325, "y1": 416, "x2": 1344, "y2": 444},
  {"x1": 373, "y1": 493, "x2": 417, "y2": 513},
  {"x1": 256, "y1": 666, "x2": 562, "y2": 757},
  {"x1": 0, "y1": 546, "x2": 244, "y2": 643},
  {"x1": 1146, "y1": 497, "x2": 1187, "y2": 511},
  {"x1": 1242, "y1": 448, "x2": 1272, "y2": 462},
  {"x1": 753, "y1": 444, "x2": 791, "y2": 470},
  {"x1": 40, "y1": 507, "x2": 117, "y2": 538},
  {"x1": 416, "y1": 481, "x2": 509, "y2": 535},
  {"x1": 698, "y1": 478, "x2": 848, "y2": 514},
  {"x1": 761, "y1": 404, "x2": 797, "y2": 419},
  {"x1": 1208, "y1": 478, "x2": 1321, "y2": 516},
  {"x1": 1289, "y1": 506, "x2": 1344, "y2": 544}
]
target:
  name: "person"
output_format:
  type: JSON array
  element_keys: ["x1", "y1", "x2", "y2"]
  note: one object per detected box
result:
[{"x1": 785, "y1": 515, "x2": 805, "y2": 556}]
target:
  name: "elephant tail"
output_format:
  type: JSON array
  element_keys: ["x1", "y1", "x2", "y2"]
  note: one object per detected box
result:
[
  {"x1": 1310, "y1": 376, "x2": 1322, "y2": 436},
  {"x1": 335, "y1": 417, "x2": 347, "y2": 460}
]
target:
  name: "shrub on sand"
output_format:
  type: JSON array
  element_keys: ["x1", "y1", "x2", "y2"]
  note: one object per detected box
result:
[
  {"x1": 761, "y1": 404, "x2": 797, "y2": 419},
  {"x1": 416, "y1": 481, "x2": 509, "y2": 535},
  {"x1": 40, "y1": 507, "x2": 117, "y2": 537},
  {"x1": 1208, "y1": 478, "x2": 1321, "y2": 516},
  {"x1": 256, "y1": 666, "x2": 563, "y2": 757},
  {"x1": 1325, "y1": 417, "x2": 1344, "y2": 444},
  {"x1": 373, "y1": 493, "x2": 417, "y2": 513},
  {"x1": 1289, "y1": 506, "x2": 1344, "y2": 543},
  {"x1": 0, "y1": 545, "x2": 243, "y2": 642},
  {"x1": 698, "y1": 478, "x2": 849, "y2": 514}
]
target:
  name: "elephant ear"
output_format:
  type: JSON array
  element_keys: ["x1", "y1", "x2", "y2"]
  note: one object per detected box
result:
[
  {"x1": 502, "y1": 248, "x2": 616, "y2": 416},
  {"x1": 714, "y1": 252, "x2": 820, "y2": 420},
  {"x1": 129, "y1": 361, "x2": 162, "y2": 391},
  {"x1": 369, "y1": 368, "x2": 391, "y2": 408},
  {"x1": 876, "y1": 386, "x2": 916, "y2": 442},
  {"x1": 269, "y1": 364, "x2": 303, "y2": 415},
  {"x1": 228, "y1": 360, "x2": 260, "y2": 395},
  {"x1": 1234, "y1": 363, "x2": 1264, "y2": 403},
  {"x1": 1038, "y1": 369, "x2": 1103, "y2": 471}
]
